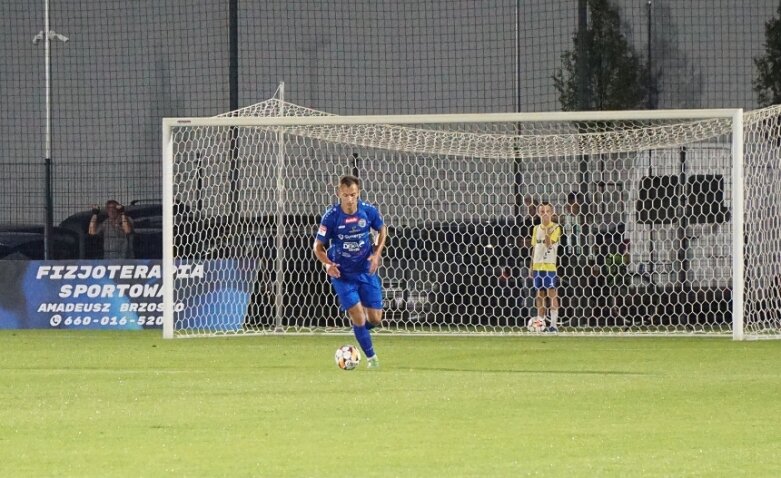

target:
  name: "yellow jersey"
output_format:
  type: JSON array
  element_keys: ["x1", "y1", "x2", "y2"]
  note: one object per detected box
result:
[{"x1": 531, "y1": 223, "x2": 561, "y2": 272}]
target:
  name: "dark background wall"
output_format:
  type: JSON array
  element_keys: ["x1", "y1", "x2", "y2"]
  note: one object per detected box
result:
[{"x1": 1, "y1": 0, "x2": 778, "y2": 224}]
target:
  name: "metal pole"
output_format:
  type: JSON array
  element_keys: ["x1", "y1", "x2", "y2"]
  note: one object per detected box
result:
[
  {"x1": 513, "y1": 0, "x2": 524, "y2": 221},
  {"x1": 677, "y1": 148, "x2": 688, "y2": 286},
  {"x1": 161, "y1": 121, "x2": 174, "y2": 339},
  {"x1": 576, "y1": 0, "x2": 589, "y2": 110},
  {"x1": 33, "y1": 1, "x2": 68, "y2": 260},
  {"x1": 43, "y1": 0, "x2": 53, "y2": 259},
  {"x1": 228, "y1": 0, "x2": 240, "y2": 223},
  {"x1": 275, "y1": 82, "x2": 286, "y2": 332},
  {"x1": 229, "y1": 0, "x2": 238, "y2": 111},
  {"x1": 731, "y1": 110, "x2": 745, "y2": 340},
  {"x1": 577, "y1": 0, "x2": 590, "y2": 219},
  {"x1": 515, "y1": 0, "x2": 521, "y2": 113},
  {"x1": 646, "y1": 0, "x2": 657, "y2": 283},
  {"x1": 647, "y1": 0, "x2": 655, "y2": 110}
]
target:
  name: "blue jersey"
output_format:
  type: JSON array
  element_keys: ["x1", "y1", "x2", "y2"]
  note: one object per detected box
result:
[{"x1": 316, "y1": 201, "x2": 384, "y2": 274}]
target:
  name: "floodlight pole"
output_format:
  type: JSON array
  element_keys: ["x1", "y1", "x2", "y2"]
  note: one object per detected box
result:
[{"x1": 32, "y1": 0, "x2": 68, "y2": 260}]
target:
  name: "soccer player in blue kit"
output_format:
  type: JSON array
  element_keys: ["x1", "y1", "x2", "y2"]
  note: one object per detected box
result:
[{"x1": 313, "y1": 175, "x2": 388, "y2": 369}]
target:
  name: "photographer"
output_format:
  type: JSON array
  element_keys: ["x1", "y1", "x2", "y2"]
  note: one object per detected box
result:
[{"x1": 88, "y1": 200, "x2": 134, "y2": 259}]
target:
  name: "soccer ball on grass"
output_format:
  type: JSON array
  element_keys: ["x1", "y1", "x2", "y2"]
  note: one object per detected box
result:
[
  {"x1": 527, "y1": 317, "x2": 547, "y2": 332},
  {"x1": 335, "y1": 344, "x2": 361, "y2": 370}
]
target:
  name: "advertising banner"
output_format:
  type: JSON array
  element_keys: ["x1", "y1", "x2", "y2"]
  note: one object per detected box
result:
[{"x1": 0, "y1": 260, "x2": 257, "y2": 330}]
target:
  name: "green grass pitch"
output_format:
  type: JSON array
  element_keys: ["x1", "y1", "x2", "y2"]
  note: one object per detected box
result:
[{"x1": 1, "y1": 330, "x2": 780, "y2": 477}]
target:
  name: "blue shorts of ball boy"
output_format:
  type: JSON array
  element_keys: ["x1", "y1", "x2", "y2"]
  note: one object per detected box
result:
[
  {"x1": 533, "y1": 271, "x2": 558, "y2": 290},
  {"x1": 330, "y1": 272, "x2": 383, "y2": 310}
]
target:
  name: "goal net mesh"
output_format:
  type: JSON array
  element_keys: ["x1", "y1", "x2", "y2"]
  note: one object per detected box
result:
[{"x1": 166, "y1": 101, "x2": 781, "y2": 338}]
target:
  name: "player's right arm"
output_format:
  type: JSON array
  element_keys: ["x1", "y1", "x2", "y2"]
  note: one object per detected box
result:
[
  {"x1": 313, "y1": 210, "x2": 340, "y2": 277},
  {"x1": 313, "y1": 239, "x2": 340, "y2": 278}
]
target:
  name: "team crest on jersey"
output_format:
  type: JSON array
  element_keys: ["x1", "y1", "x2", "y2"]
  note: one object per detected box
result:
[{"x1": 358, "y1": 219, "x2": 367, "y2": 228}]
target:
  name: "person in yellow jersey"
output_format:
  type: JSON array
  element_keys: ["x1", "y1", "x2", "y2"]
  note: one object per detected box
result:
[{"x1": 529, "y1": 201, "x2": 562, "y2": 332}]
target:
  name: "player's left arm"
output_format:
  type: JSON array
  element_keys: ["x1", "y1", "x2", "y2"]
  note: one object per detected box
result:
[
  {"x1": 369, "y1": 209, "x2": 388, "y2": 274},
  {"x1": 369, "y1": 224, "x2": 388, "y2": 274},
  {"x1": 548, "y1": 224, "x2": 562, "y2": 246},
  {"x1": 543, "y1": 224, "x2": 561, "y2": 247},
  {"x1": 368, "y1": 224, "x2": 388, "y2": 274}
]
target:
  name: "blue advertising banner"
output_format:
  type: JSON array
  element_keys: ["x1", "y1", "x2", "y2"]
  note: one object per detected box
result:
[{"x1": 0, "y1": 260, "x2": 258, "y2": 330}]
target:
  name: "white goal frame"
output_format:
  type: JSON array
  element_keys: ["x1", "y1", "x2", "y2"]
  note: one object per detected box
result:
[{"x1": 161, "y1": 108, "x2": 754, "y2": 340}]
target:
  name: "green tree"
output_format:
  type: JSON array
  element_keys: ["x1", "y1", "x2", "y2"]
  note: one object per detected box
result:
[
  {"x1": 553, "y1": 0, "x2": 647, "y2": 111},
  {"x1": 754, "y1": 2, "x2": 781, "y2": 107}
]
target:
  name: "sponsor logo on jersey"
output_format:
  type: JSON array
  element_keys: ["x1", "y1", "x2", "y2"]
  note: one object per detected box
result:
[
  {"x1": 345, "y1": 217, "x2": 359, "y2": 224},
  {"x1": 343, "y1": 241, "x2": 363, "y2": 252},
  {"x1": 318, "y1": 225, "x2": 327, "y2": 236}
]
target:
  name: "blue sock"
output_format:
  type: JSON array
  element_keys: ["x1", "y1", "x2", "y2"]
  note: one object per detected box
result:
[
  {"x1": 365, "y1": 321, "x2": 375, "y2": 331},
  {"x1": 353, "y1": 324, "x2": 375, "y2": 358}
]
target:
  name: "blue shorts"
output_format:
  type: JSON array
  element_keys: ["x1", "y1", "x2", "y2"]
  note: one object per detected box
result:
[
  {"x1": 533, "y1": 271, "x2": 558, "y2": 290},
  {"x1": 330, "y1": 272, "x2": 383, "y2": 311}
]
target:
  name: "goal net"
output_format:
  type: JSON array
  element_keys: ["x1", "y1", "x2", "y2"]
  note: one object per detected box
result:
[{"x1": 162, "y1": 101, "x2": 781, "y2": 340}]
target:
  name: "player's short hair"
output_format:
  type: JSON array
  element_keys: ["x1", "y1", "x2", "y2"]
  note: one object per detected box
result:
[
  {"x1": 339, "y1": 175, "x2": 361, "y2": 189},
  {"x1": 105, "y1": 199, "x2": 120, "y2": 207}
]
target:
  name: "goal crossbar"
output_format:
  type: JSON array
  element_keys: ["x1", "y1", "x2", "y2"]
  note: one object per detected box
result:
[{"x1": 164, "y1": 108, "x2": 741, "y2": 128}]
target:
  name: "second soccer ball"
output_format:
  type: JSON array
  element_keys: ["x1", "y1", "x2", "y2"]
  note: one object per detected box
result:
[{"x1": 527, "y1": 317, "x2": 546, "y2": 333}]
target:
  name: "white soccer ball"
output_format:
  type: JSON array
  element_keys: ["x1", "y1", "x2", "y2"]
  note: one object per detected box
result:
[
  {"x1": 334, "y1": 344, "x2": 361, "y2": 370},
  {"x1": 527, "y1": 317, "x2": 546, "y2": 333}
]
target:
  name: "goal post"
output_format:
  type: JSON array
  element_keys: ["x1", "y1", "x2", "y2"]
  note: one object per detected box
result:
[
  {"x1": 162, "y1": 104, "x2": 781, "y2": 340},
  {"x1": 731, "y1": 111, "x2": 745, "y2": 341}
]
